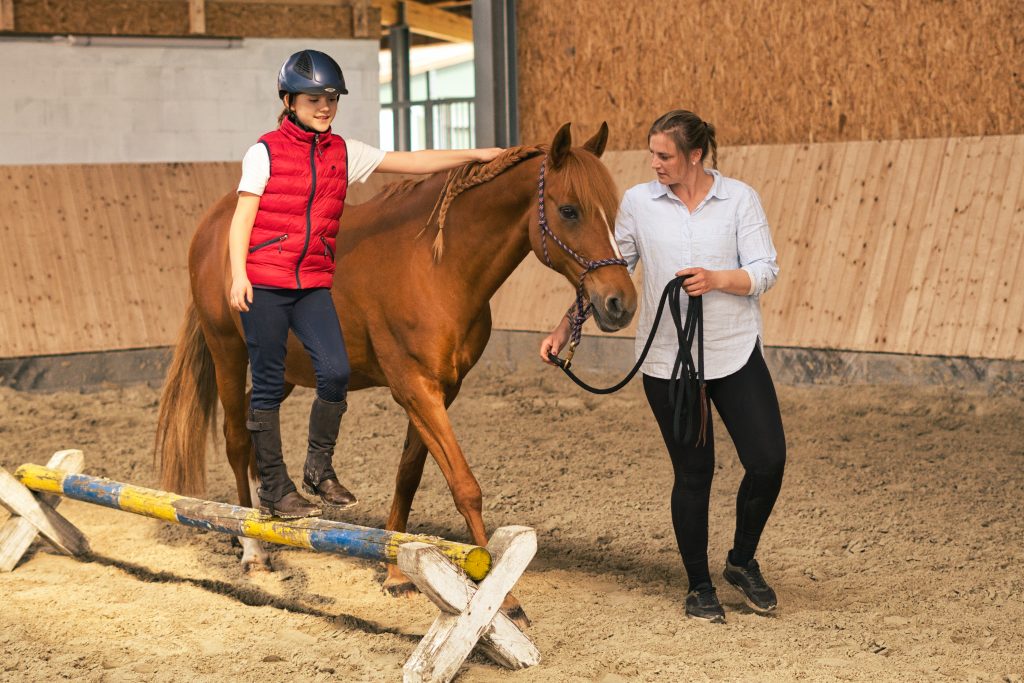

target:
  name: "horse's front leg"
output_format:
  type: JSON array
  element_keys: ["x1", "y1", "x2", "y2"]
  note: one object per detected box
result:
[{"x1": 389, "y1": 373, "x2": 531, "y2": 628}]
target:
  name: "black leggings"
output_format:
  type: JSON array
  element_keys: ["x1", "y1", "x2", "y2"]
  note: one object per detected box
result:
[
  {"x1": 643, "y1": 345, "x2": 786, "y2": 590},
  {"x1": 239, "y1": 287, "x2": 350, "y2": 410}
]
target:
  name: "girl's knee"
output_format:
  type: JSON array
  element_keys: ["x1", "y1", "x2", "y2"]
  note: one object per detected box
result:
[{"x1": 318, "y1": 368, "x2": 349, "y2": 402}]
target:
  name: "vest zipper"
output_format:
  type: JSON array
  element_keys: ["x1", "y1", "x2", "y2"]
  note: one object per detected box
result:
[
  {"x1": 248, "y1": 234, "x2": 288, "y2": 254},
  {"x1": 296, "y1": 133, "x2": 318, "y2": 288},
  {"x1": 320, "y1": 235, "x2": 335, "y2": 261}
]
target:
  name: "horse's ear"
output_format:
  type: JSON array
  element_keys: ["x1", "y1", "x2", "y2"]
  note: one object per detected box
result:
[
  {"x1": 550, "y1": 122, "x2": 572, "y2": 168},
  {"x1": 582, "y1": 122, "x2": 609, "y2": 158}
]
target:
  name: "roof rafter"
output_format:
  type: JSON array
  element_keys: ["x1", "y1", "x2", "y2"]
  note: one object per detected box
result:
[{"x1": 373, "y1": 0, "x2": 472, "y2": 43}]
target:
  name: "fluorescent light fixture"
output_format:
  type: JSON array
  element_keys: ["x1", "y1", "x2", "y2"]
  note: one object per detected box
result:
[
  {"x1": 0, "y1": 34, "x2": 241, "y2": 49},
  {"x1": 68, "y1": 35, "x2": 242, "y2": 49}
]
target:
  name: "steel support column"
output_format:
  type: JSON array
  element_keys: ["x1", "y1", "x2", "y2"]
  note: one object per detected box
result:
[
  {"x1": 472, "y1": 0, "x2": 518, "y2": 147},
  {"x1": 389, "y1": 3, "x2": 412, "y2": 151}
]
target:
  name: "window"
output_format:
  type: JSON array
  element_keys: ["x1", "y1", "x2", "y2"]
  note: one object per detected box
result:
[{"x1": 380, "y1": 44, "x2": 475, "y2": 151}]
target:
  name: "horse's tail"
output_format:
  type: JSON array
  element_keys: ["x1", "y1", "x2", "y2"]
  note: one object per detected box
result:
[{"x1": 155, "y1": 301, "x2": 218, "y2": 496}]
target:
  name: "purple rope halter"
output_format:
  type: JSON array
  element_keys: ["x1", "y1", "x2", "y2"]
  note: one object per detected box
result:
[{"x1": 537, "y1": 159, "x2": 627, "y2": 367}]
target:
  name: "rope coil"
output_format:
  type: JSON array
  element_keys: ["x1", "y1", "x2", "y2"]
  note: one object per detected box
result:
[{"x1": 548, "y1": 275, "x2": 708, "y2": 446}]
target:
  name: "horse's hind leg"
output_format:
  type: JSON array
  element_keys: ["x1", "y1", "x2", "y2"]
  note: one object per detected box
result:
[{"x1": 204, "y1": 329, "x2": 271, "y2": 572}]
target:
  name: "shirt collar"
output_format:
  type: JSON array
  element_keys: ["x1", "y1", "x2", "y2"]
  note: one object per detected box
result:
[{"x1": 649, "y1": 169, "x2": 730, "y2": 201}]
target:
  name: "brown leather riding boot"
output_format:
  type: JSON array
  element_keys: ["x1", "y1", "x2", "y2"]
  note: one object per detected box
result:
[
  {"x1": 302, "y1": 397, "x2": 358, "y2": 509},
  {"x1": 261, "y1": 490, "x2": 322, "y2": 519},
  {"x1": 247, "y1": 407, "x2": 322, "y2": 519}
]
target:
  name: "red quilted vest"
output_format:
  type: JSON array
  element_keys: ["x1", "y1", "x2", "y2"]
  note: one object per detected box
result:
[{"x1": 247, "y1": 116, "x2": 349, "y2": 289}]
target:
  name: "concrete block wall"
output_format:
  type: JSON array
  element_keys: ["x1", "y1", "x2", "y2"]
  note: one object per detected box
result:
[{"x1": 0, "y1": 37, "x2": 380, "y2": 164}]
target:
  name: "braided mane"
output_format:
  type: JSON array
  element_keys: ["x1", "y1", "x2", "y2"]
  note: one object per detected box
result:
[
  {"x1": 370, "y1": 146, "x2": 542, "y2": 261},
  {"x1": 425, "y1": 145, "x2": 543, "y2": 261},
  {"x1": 372, "y1": 142, "x2": 616, "y2": 263}
]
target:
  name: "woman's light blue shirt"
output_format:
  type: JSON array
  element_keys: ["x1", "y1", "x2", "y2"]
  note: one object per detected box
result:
[{"x1": 615, "y1": 170, "x2": 779, "y2": 380}]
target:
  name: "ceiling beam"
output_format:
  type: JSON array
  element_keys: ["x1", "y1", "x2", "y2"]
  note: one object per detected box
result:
[
  {"x1": 373, "y1": 0, "x2": 472, "y2": 43},
  {"x1": 1, "y1": 0, "x2": 15, "y2": 31}
]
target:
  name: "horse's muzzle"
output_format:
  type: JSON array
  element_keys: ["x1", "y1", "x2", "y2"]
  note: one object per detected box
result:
[{"x1": 591, "y1": 293, "x2": 635, "y2": 332}]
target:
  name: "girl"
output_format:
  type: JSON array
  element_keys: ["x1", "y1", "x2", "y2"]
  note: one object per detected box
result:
[
  {"x1": 229, "y1": 49, "x2": 501, "y2": 519},
  {"x1": 541, "y1": 110, "x2": 785, "y2": 623}
]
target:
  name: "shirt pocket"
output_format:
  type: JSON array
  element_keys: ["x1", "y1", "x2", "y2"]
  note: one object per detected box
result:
[{"x1": 692, "y1": 219, "x2": 739, "y2": 268}]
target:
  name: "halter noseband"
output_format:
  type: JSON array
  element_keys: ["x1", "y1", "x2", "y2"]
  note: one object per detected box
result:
[{"x1": 537, "y1": 158, "x2": 628, "y2": 367}]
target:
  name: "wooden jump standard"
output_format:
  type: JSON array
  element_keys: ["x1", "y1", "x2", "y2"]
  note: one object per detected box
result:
[{"x1": 0, "y1": 450, "x2": 540, "y2": 682}]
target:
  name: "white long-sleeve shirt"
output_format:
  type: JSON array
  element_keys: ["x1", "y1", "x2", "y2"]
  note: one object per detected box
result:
[{"x1": 616, "y1": 170, "x2": 779, "y2": 380}]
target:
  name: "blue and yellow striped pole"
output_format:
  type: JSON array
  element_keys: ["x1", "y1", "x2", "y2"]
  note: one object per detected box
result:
[{"x1": 14, "y1": 464, "x2": 491, "y2": 581}]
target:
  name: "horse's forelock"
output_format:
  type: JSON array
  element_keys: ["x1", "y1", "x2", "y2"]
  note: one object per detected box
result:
[{"x1": 553, "y1": 150, "x2": 620, "y2": 229}]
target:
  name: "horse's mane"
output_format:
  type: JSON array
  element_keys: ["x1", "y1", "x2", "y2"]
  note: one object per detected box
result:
[
  {"x1": 370, "y1": 145, "x2": 541, "y2": 261},
  {"x1": 373, "y1": 142, "x2": 617, "y2": 263},
  {"x1": 427, "y1": 145, "x2": 544, "y2": 260}
]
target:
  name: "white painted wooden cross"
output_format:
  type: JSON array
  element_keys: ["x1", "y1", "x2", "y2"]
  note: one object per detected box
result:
[
  {"x1": 0, "y1": 449, "x2": 89, "y2": 571},
  {"x1": 398, "y1": 525, "x2": 541, "y2": 682}
]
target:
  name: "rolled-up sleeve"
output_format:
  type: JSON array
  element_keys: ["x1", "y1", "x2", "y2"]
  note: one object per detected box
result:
[
  {"x1": 614, "y1": 192, "x2": 640, "y2": 274},
  {"x1": 737, "y1": 188, "x2": 779, "y2": 296}
]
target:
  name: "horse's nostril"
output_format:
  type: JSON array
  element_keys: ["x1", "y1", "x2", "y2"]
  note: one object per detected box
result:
[{"x1": 607, "y1": 296, "x2": 623, "y2": 317}]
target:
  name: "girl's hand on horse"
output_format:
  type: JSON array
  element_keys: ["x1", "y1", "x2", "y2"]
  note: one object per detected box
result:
[
  {"x1": 229, "y1": 277, "x2": 253, "y2": 312},
  {"x1": 539, "y1": 316, "x2": 572, "y2": 365},
  {"x1": 676, "y1": 267, "x2": 718, "y2": 297},
  {"x1": 474, "y1": 148, "x2": 504, "y2": 163}
]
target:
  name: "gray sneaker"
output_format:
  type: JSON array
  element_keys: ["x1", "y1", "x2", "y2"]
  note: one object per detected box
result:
[
  {"x1": 685, "y1": 583, "x2": 726, "y2": 624},
  {"x1": 723, "y1": 558, "x2": 777, "y2": 613}
]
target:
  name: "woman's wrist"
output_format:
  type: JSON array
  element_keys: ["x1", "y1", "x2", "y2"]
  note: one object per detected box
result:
[{"x1": 707, "y1": 270, "x2": 721, "y2": 292}]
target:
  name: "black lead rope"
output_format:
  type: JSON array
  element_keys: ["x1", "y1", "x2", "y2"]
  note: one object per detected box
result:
[{"x1": 547, "y1": 275, "x2": 708, "y2": 446}]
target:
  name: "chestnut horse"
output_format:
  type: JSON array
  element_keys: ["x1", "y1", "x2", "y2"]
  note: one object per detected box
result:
[{"x1": 155, "y1": 123, "x2": 637, "y2": 622}]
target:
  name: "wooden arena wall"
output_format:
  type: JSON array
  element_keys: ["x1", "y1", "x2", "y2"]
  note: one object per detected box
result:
[
  {"x1": 2, "y1": 135, "x2": 1022, "y2": 361},
  {"x1": 0, "y1": 163, "x2": 392, "y2": 359},
  {"x1": 517, "y1": 0, "x2": 1023, "y2": 149},
  {"x1": 493, "y1": 136, "x2": 1024, "y2": 362}
]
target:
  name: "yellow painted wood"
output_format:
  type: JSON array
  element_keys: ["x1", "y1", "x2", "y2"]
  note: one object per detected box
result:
[
  {"x1": 13, "y1": 464, "x2": 64, "y2": 495},
  {"x1": 14, "y1": 463, "x2": 492, "y2": 580},
  {"x1": 239, "y1": 516, "x2": 317, "y2": 550},
  {"x1": 118, "y1": 486, "x2": 183, "y2": 524}
]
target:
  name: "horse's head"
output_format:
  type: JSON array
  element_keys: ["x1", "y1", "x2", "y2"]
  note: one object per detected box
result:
[{"x1": 529, "y1": 122, "x2": 637, "y2": 332}]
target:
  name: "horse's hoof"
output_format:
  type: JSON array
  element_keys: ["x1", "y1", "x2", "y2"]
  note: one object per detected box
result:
[
  {"x1": 242, "y1": 558, "x2": 273, "y2": 574},
  {"x1": 382, "y1": 579, "x2": 419, "y2": 598},
  {"x1": 503, "y1": 604, "x2": 531, "y2": 629}
]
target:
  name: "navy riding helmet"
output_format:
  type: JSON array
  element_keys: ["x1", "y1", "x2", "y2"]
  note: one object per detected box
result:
[{"x1": 277, "y1": 50, "x2": 348, "y2": 99}]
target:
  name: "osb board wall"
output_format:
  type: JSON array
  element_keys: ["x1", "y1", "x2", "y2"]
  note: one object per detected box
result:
[
  {"x1": 0, "y1": 162, "x2": 392, "y2": 358},
  {"x1": 8, "y1": 0, "x2": 378, "y2": 39},
  {"x1": 3, "y1": 136, "x2": 1022, "y2": 361},
  {"x1": 517, "y1": 0, "x2": 1023, "y2": 149},
  {"x1": 490, "y1": 136, "x2": 1024, "y2": 361}
]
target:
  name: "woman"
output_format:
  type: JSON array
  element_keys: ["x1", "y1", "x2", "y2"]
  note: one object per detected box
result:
[
  {"x1": 228, "y1": 49, "x2": 501, "y2": 519},
  {"x1": 540, "y1": 110, "x2": 785, "y2": 623}
]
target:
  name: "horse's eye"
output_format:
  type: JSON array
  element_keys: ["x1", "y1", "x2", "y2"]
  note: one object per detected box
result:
[{"x1": 558, "y1": 205, "x2": 579, "y2": 221}]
